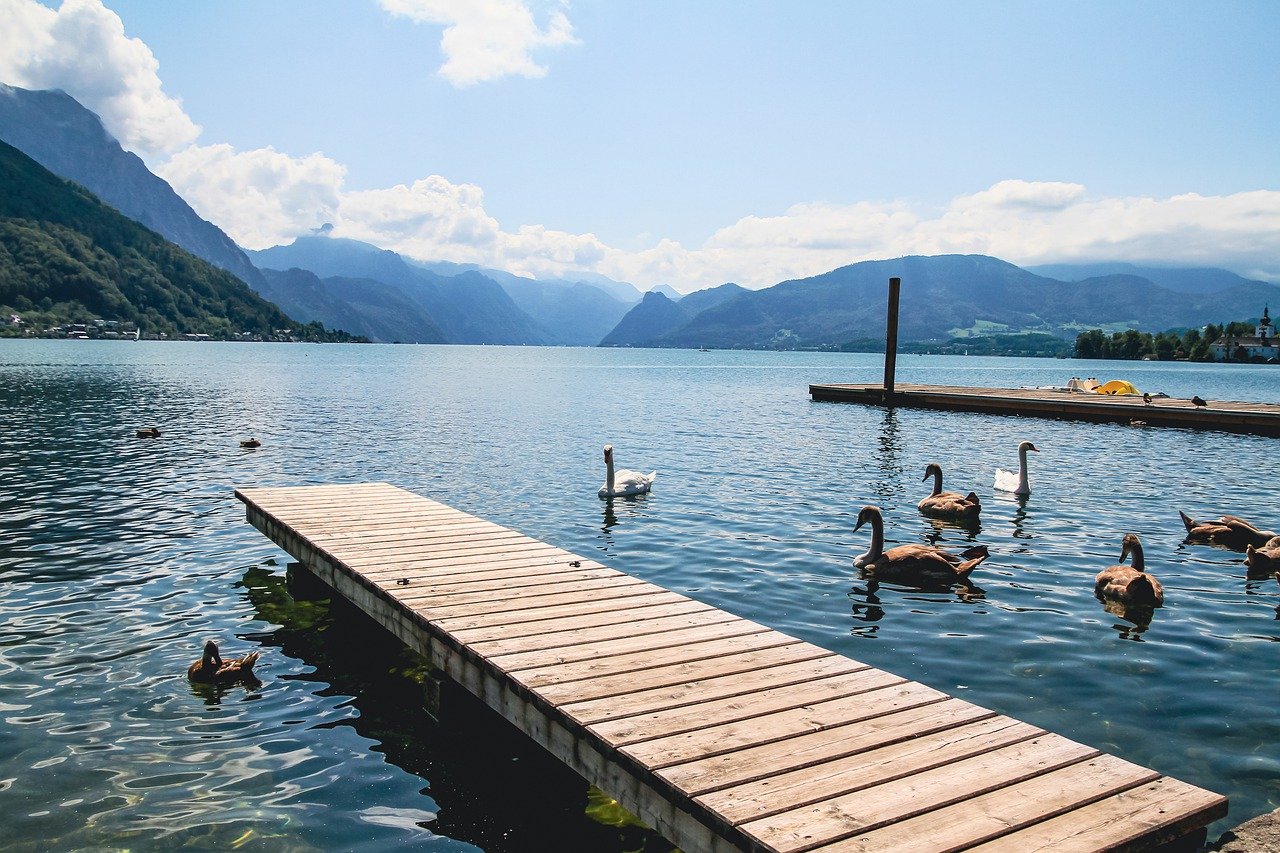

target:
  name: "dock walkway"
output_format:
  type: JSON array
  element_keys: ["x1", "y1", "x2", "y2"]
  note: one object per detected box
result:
[
  {"x1": 237, "y1": 482, "x2": 1226, "y2": 852},
  {"x1": 809, "y1": 383, "x2": 1280, "y2": 437}
]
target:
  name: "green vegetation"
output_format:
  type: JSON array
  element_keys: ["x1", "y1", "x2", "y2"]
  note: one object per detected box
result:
[
  {"x1": 840, "y1": 332, "x2": 1072, "y2": 358},
  {"x1": 0, "y1": 140, "x2": 363, "y2": 342},
  {"x1": 1073, "y1": 322, "x2": 1256, "y2": 361}
]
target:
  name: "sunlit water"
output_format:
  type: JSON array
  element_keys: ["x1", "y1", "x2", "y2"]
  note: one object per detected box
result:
[{"x1": 1, "y1": 340, "x2": 1277, "y2": 850}]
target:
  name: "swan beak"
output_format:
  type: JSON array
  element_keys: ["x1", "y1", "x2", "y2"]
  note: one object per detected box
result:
[
  {"x1": 853, "y1": 517, "x2": 866, "y2": 533},
  {"x1": 920, "y1": 471, "x2": 929, "y2": 482},
  {"x1": 1028, "y1": 444, "x2": 1040, "y2": 452}
]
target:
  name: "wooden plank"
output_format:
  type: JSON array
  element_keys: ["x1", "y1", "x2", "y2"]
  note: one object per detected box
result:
[
  {"x1": 465, "y1": 607, "x2": 743, "y2": 658},
  {"x1": 739, "y1": 735, "x2": 1099, "y2": 852},
  {"x1": 404, "y1": 579, "x2": 662, "y2": 621},
  {"x1": 446, "y1": 598, "x2": 715, "y2": 644},
  {"x1": 816, "y1": 753, "x2": 1162, "y2": 853},
  {"x1": 525, "y1": 641, "x2": 832, "y2": 703},
  {"x1": 963, "y1": 776, "x2": 1228, "y2": 853},
  {"x1": 391, "y1": 570, "x2": 638, "y2": 609},
  {"x1": 561, "y1": 653, "x2": 866, "y2": 725},
  {"x1": 490, "y1": 619, "x2": 775, "y2": 672},
  {"x1": 659, "y1": 697, "x2": 997, "y2": 796},
  {"x1": 590, "y1": 667, "x2": 906, "y2": 747},
  {"x1": 359, "y1": 559, "x2": 613, "y2": 593},
  {"x1": 701, "y1": 716, "x2": 1042, "y2": 825},
  {"x1": 622, "y1": 681, "x2": 950, "y2": 770},
  {"x1": 356, "y1": 546, "x2": 591, "y2": 577},
  {"x1": 432, "y1": 588, "x2": 691, "y2": 632}
]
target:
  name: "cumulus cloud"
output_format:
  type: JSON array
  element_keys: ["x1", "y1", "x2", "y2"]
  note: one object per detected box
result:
[
  {"x1": 0, "y1": 0, "x2": 199, "y2": 160},
  {"x1": 158, "y1": 144, "x2": 346, "y2": 250},
  {"x1": 379, "y1": 0, "x2": 578, "y2": 86}
]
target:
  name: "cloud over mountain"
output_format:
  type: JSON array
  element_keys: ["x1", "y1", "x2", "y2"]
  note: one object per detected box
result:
[{"x1": 0, "y1": 0, "x2": 199, "y2": 161}]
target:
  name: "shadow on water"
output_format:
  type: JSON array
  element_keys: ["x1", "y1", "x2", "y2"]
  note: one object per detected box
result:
[{"x1": 236, "y1": 566, "x2": 677, "y2": 853}]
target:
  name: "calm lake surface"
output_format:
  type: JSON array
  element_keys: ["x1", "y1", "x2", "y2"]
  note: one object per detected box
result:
[{"x1": 1, "y1": 340, "x2": 1277, "y2": 851}]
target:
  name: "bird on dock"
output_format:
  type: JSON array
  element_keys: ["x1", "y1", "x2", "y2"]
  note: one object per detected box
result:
[
  {"x1": 240, "y1": 437, "x2": 261, "y2": 449},
  {"x1": 136, "y1": 427, "x2": 161, "y2": 438},
  {"x1": 1094, "y1": 533, "x2": 1163, "y2": 607},
  {"x1": 1191, "y1": 395, "x2": 1208, "y2": 408},
  {"x1": 994, "y1": 441, "x2": 1039, "y2": 496},
  {"x1": 187, "y1": 640, "x2": 261, "y2": 684},
  {"x1": 852, "y1": 505, "x2": 988, "y2": 585},
  {"x1": 1244, "y1": 536, "x2": 1280, "y2": 575},
  {"x1": 1179, "y1": 511, "x2": 1276, "y2": 551},
  {"x1": 917, "y1": 463, "x2": 981, "y2": 522},
  {"x1": 1142, "y1": 393, "x2": 1152, "y2": 406},
  {"x1": 598, "y1": 444, "x2": 656, "y2": 498}
]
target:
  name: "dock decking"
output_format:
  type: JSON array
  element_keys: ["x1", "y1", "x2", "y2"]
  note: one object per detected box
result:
[
  {"x1": 236, "y1": 482, "x2": 1227, "y2": 852},
  {"x1": 809, "y1": 383, "x2": 1280, "y2": 437}
]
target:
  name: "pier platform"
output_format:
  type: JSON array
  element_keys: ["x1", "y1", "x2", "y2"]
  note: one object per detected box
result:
[
  {"x1": 237, "y1": 482, "x2": 1227, "y2": 852},
  {"x1": 810, "y1": 383, "x2": 1280, "y2": 437}
]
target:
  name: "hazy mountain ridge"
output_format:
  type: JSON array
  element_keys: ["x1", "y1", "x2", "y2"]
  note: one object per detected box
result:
[
  {"x1": 601, "y1": 255, "x2": 1280, "y2": 349},
  {"x1": 251, "y1": 236, "x2": 552, "y2": 345},
  {"x1": 0, "y1": 84, "x2": 267, "y2": 291},
  {"x1": 258, "y1": 268, "x2": 445, "y2": 343}
]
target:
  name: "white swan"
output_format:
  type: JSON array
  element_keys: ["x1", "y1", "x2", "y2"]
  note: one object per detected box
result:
[
  {"x1": 598, "y1": 444, "x2": 657, "y2": 498},
  {"x1": 994, "y1": 440, "x2": 1039, "y2": 496}
]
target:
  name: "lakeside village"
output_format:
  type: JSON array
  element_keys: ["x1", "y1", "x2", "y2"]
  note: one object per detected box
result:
[
  {"x1": 2, "y1": 314, "x2": 363, "y2": 343},
  {"x1": 3, "y1": 306, "x2": 1276, "y2": 359}
]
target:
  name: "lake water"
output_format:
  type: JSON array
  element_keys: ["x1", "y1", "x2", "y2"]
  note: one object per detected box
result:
[{"x1": 1, "y1": 340, "x2": 1277, "y2": 851}]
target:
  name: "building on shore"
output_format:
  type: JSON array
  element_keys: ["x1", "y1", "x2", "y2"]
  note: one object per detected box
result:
[{"x1": 1210, "y1": 306, "x2": 1277, "y2": 361}]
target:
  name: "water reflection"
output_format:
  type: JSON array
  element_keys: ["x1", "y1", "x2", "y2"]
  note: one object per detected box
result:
[
  {"x1": 869, "y1": 407, "x2": 902, "y2": 503},
  {"x1": 1099, "y1": 598, "x2": 1156, "y2": 639}
]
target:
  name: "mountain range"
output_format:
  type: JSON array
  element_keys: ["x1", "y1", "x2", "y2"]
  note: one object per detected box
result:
[
  {"x1": 602, "y1": 256, "x2": 1280, "y2": 349},
  {"x1": 4, "y1": 82, "x2": 1277, "y2": 352}
]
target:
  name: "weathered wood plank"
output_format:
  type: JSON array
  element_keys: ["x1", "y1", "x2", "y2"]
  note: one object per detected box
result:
[
  {"x1": 622, "y1": 681, "x2": 950, "y2": 770},
  {"x1": 962, "y1": 776, "x2": 1228, "y2": 853},
  {"x1": 590, "y1": 667, "x2": 906, "y2": 747},
  {"x1": 447, "y1": 598, "x2": 716, "y2": 644},
  {"x1": 659, "y1": 697, "x2": 997, "y2": 796},
  {"x1": 815, "y1": 753, "x2": 1162, "y2": 852},
  {"x1": 561, "y1": 653, "x2": 866, "y2": 726},
  {"x1": 702, "y1": 716, "x2": 1041, "y2": 825},
  {"x1": 432, "y1": 589, "x2": 690, "y2": 633},
  {"x1": 740, "y1": 736, "x2": 1099, "y2": 851}
]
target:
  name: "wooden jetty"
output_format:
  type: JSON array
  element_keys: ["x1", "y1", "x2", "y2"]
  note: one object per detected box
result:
[
  {"x1": 810, "y1": 383, "x2": 1280, "y2": 437},
  {"x1": 237, "y1": 482, "x2": 1227, "y2": 852}
]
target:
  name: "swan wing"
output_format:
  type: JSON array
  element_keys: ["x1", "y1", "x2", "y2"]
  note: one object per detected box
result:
[{"x1": 993, "y1": 468, "x2": 1019, "y2": 492}]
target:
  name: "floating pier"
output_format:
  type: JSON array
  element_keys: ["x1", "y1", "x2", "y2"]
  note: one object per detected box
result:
[
  {"x1": 237, "y1": 482, "x2": 1226, "y2": 852},
  {"x1": 809, "y1": 383, "x2": 1280, "y2": 436}
]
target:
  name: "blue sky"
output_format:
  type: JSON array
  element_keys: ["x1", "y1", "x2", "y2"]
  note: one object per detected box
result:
[{"x1": 3, "y1": 0, "x2": 1279, "y2": 289}]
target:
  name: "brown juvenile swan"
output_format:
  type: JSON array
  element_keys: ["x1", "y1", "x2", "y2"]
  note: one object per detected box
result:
[
  {"x1": 853, "y1": 505, "x2": 988, "y2": 585},
  {"x1": 917, "y1": 463, "x2": 981, "y2": 522},
  {"x1": 1179, "y1": 511, "x2": 1275, "y2": 551},
  {"x1": 1094, "y1": 533, "x2": 1164, "y2": 607},
  {"x1": 187, "y1": 640, "x2": 261, "y2": 684}
]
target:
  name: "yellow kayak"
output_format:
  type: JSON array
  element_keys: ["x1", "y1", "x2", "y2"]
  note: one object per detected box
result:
[{"x1": 1095, "y1": 379, "x2": 1141, "y2": 396}]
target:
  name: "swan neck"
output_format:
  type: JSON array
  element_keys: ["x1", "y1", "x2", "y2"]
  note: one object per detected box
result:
[
  {"x1": 1130, "y1": 541, "x2": 1145, "y2": 572},
  {"x1": 930, "y1": 468, "x2": 942, "y2": 496},
  {"x1": 1017, "y1": 448, "x2": 1031, "y2": 491},
  {"x1": 868, "y1": 513, "x2": 884, "y2": 560},
  {"x1": 605, "y1": 454, "x2": 614, "y2": 490}
]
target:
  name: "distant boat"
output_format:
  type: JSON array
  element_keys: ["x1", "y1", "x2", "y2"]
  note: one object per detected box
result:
[{"x1": 699, "y1": 345, "x2": 709, "y2": 352}]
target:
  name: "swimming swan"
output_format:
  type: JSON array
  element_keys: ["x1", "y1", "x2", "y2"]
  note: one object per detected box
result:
[
  {"x1": 1244, "y1": 536, "x2": 1280, "y2": 575},
  {"x1": 598, "y1": 444, "x2": 656, "y2": 498},
  {"x1": 994, "y1": 441, "x2": 1039, "y2": 496},
  {"x1": 1180, "y1": 511, "x2": 1276, "y2": 551},
  {"x1": 1094, "y1": 534, "x2": 1163, "y2": 607},
  {"x1": 918, "y1": 463, "x2": 981, "y2": 521},
  {"x1": 852, "y1": 505, "x2": 989, "y2": 585}
]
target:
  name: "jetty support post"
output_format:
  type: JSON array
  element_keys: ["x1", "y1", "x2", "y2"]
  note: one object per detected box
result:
[{"x1": 883, "y1": 276, "x2": 901, "y2": 402}]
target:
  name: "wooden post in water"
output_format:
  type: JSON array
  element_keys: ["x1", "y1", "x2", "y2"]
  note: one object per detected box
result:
[{"x1": 883, "y1": 276, "x2": 901, "y2": 402}]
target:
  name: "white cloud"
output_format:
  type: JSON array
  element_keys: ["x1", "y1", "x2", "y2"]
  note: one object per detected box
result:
[
  {"x1": 379, "y1": 0, "x2": 578, "y2": 86},
  {"x1": 158, "y1": 144, "x2": 346, "y2": 250},
  {"x1": 0, "y1": 0, "x2": 199, "y2": 160}
]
